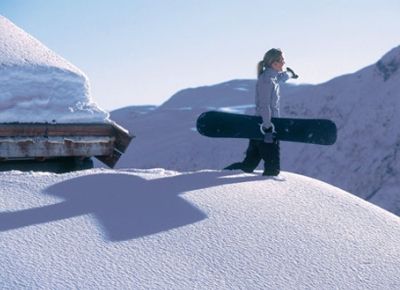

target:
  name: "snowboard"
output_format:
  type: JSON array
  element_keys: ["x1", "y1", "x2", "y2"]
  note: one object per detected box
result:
[{"x1": 196, "y1": 111, "x2": 337, "y2": 145}]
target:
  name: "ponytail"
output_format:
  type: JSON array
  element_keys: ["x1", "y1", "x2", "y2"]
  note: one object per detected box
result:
[{"x1": 257, "y1": 60, "x2": 265, "y2": 77}]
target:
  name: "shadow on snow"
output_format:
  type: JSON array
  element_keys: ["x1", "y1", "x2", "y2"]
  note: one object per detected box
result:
[{"x1": 0, "y1": 171, "x2": 266, "y2": 241}]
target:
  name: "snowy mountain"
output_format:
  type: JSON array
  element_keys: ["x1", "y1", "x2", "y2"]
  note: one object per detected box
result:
[
  {"x1": 110, "y1": 105, "x2": 157, "y2": 124},
  {"x1": 1, "y1": 169, "x2": 399, "y2": 288},
  {"x1": 111, "y1": 45, "x2": 400, "y2": 216}
]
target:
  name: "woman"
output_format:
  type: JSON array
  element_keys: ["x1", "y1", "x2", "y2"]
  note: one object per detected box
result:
[{"x1": 224, "y1": 48, "x2": 298, "y2": 176}]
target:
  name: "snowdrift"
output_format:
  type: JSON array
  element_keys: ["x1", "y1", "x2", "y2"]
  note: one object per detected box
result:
[{"x1": 0, "y1": 169, "x2": 399, "y2": 288}]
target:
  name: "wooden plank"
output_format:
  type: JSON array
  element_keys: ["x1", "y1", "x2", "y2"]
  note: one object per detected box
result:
[
  {"x1": 0, "y1": 137, "x2": 114, "y2": 158},
  {"x1": 111, "y1": 122, "x2": 134, "y2": 153},
  {"x1": 0, "y1": 121, "x2": 134, "y2": 168},
  {"x1": 46, "y1": 124, "x2": 114, "y2": 136},
  {"x1": 95, "y1": 149, "x2": 122, "y2": 168},
  {"x1": 0, "y1": 123, "x2": 114, "y2": 137}
]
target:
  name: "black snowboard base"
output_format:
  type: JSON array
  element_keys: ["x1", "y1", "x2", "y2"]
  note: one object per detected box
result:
[{"x1": 196, "y1": 111, "x2": 337, "y2": 145}]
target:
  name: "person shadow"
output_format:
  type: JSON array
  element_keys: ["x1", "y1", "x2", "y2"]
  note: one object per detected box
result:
[{"x1": 0, "y1": 171, "x2": 264, "y2": 242}]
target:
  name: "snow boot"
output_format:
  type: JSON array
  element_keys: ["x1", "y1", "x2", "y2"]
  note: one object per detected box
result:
[{"x1": 224, "y1": 162, "x2": 254, "y2": 173}]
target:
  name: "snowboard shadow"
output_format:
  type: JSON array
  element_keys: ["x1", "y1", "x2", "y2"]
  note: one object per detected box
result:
[{"x1": 0, "y1": 171, "x2": 263, "y2": 241}]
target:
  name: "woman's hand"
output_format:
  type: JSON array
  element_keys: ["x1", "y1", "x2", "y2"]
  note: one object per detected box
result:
[{"x1": 286, "y1": 67, "x2": 299, "y2": 79}]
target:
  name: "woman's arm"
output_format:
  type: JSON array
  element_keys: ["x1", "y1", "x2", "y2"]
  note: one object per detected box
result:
[
  {"x1": 276, "y1": 71, "x2": 290, "y2": 83},
  {"x1": 277, "y1": 67, "x2": 299, "y2": 82},
  {"x1": 255, "y1": 78, "x2": 274, "y2": 129}
]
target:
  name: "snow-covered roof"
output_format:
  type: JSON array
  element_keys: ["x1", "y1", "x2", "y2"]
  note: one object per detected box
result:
[{"x1": 0, "y1": 15, "x2": 109, "y2": 123}]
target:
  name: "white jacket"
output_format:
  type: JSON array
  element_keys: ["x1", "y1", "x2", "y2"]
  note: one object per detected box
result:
[{"x1": 255, "y1": 68, "x2": 291, "y2": 128}]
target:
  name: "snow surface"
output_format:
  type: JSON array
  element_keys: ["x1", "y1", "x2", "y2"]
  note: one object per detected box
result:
[
  {"x1": 1, "y1": 169, "x2": 399, "y2": 289},
  {"x1": 1, "y1": 15, "x2": 399, "y2": 288},
  {"x1": 111, "y1": 46, "x2": 400, "y2": 216},
  {"x1": 0, "y1": 16, "x2": 109, "y2": 123}
]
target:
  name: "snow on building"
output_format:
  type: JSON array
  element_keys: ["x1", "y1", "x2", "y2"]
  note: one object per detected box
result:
[
  {"x1": 0, "y1": 16, "x2": 131, "y2": 169},
  {"x1": 0, "y1": 15, "x2": 109, "y2": 123}
]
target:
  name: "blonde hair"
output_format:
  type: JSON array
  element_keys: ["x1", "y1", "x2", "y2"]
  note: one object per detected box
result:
[{"x1": 257, "y1": 48, "x2": 283, "y2": 77}]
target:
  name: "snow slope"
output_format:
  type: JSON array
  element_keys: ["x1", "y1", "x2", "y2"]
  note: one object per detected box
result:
[
  {"x1": 111, "y1": 46, "x2": 400, "y2": 216},
  {"x1": 0, "y1": 16, "x2": 109, "y2": 123},
  {"x1": 1, "y1": 169, "x2": 399, "y2": 289}
]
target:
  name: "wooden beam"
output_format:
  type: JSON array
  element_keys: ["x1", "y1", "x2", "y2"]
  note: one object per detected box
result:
[
  {"x1": 0, "y1": 137, "x2": 114, "y2": 158},
  {"x1": 110, "y1": 121, "x2": 134, "y2": 153},
  {"x1": 95, "y1": 149, "x2": 122, "y2": 168},
  {"x1": 0, "y1": 121, "x2": 134, "y2": 168},
  {"x1": 0, "y1": 123, "x2": 114, "y2": 137}
]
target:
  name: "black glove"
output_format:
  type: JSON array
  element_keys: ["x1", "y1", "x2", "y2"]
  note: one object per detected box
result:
[
  {"x1": 261, "y1": 126, "x2": 273, "y2": 133},
  {"x1": 286, "y1": 67, "x2": 299, "y2": 79},
  {"x1": 261, "y1": 126, "x2": 276, "y2": 143}
]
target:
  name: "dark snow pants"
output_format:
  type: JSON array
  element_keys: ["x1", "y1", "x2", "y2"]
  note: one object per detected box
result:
[{"x1": 241, "y1": 139, "x2": 280, "y2": 174}]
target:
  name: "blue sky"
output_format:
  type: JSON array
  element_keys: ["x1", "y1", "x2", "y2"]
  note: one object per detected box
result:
[{"x1": 1, "y1": 0, "x2": 399, "y2": 110}]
